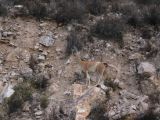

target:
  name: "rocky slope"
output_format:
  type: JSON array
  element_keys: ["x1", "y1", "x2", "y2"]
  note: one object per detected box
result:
[{"x1": 0, "y1": 0, "x2": 160, "y2": 120}]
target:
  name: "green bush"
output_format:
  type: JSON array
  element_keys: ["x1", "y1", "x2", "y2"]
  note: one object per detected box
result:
[
  {"x1": 143, "y1": 5, "x2": 160, "y2": 26},
  {"x1": 85, "y1": 0, "x2": 107, "y2": 15},
  {"x1": 6, "y1": 82, "x2": 33, "y2": 113},
  {"x1": 91, "y1": 18, "x2": 124, "y2": 47},
  {"x1": 134, "y1": 0, "x2": 160, "y2": 5},
  {"x1": 54, "y1": 0, "x2": 86, "y2": 24},
  {"x1": 40, "y1": 95, "x2": 48, "y2": 109}
]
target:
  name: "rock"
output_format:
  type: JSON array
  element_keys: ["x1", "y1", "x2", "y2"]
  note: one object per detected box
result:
[
  {"x1": 57, "y1": 69, "x2": 62, "y2": 77},
  {"x1": 55, "y1": 47, "x2": 62, "y2": 53},
  {"x1": 0, "y1": 83, "x2": 14, "y2": 103},
  {"x1": 39, "y1": 35, "x2": 55, "y2": 47},
  {"x1": 120, "y1": 90, "x2": 138, "y2": 100},
  {"x1": 139, "y1": 101, "x2": 149, "y2": 112},
  {"x1": 41, "y1": 51, "x2": 48, "y2": 56},
  {"x1": 6, "y1": 48, "x2": 30, "y2": 63},
  {"x1": 0, "y1": 81, "x2": 3, "y2": 92},
  {"x1": 140, "y1": 80, "x2": 156, "y2": 95},
  {"x1": 6, "y1": 50, "x2": 18, "y2": 62},
  {"x1": 73, "y1": 85, "x2": 106, "y2": 120},
  {"x1": 38, "y1": 54, "x2": 46, "y2": 61},
  {"x1": 14, "y1": 5, "x2": 24, "y2": 9},
  {"x1": 35, "y1": 116, "x2": 41, "y2": 119},
  {"x1": 64, "y1": 90, "x2": 71, "y2": 96},
  {"x1": 129, "y1": 53, "x2": 144, "y2": 60},
  {"x1": 2, "y1": 31, "x2": 14, "y2": 37},
  {"x1": 65, "y1": 59, "x2": 71, "y2": 65},
  {"x1": 19, "y1": 62, "x2": 33, "y2": 79},
  {"x1": 39, "y1": 22, "x2": 48, "y2": 27},
  {"x1": 108, "y1": 110, "x2": 116, "y2": 116},
  {"x1": 83, "y1": 54, "x2": 90, "y2": 59},
  {"x1": 73, "y1": 84, "x2": 84, "y2": 98},
  {"x1": 35, "y1": 111, "x2": 43, "y2": 116},
  {"x1": 23, "y1": 102, "x2": 31, "y2": 112},
  {"x1": 137, "y1": 62, "x2": 156, "y2": 78},
  {"x1": 21, "y1": 49, "x2": 31, "y2": 63},
  {"x1": 48, "y1": 82, "x2": 59, "y2": 94}
]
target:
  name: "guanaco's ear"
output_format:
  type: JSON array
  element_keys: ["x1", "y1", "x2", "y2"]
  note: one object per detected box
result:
[{"x1": 103, "y1": 63, "x2": 108, "y2": 67}]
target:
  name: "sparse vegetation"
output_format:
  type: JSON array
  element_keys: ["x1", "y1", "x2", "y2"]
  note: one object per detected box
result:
[
  {"x1": 134, "y1": 0, "x2": 160, "y2": 5},
  {"x1": 54, "y1": 0, "x2": 86, "y2": 24},
  {"x1": 85, "y1": 0, "x2": 107, "y2": 15},
  {"x1": 136, "y1": 111, "x2": 160, "y2": 120},
  {"x1": 0, "y1": 0, "x2": 160, "y2": 120},
  {"x1": 0, "y1": 4, "x2": 8, "y2": 16},
  {"x1": 40, "y1": 95, "x2": 49, "y2": 109},
  {"x1": 91, "y1": 18, "x2": 124, "y2": 47},
  {"x1": 65, "y1": 28, "x2": 92, "y2": 56},
  {"x1": 87, "y1": 104, "x2": 108, "y2": 120},
  {"x1": 6, "y1": 82, "x2": 33, "y2": 113},
  {"x1": 3, "y1": 73, "x2": 49, "y2": 114},
  {"x1": 143, "y1": 5, "x2": 160, "y2": 27},
  {"x1": 141, "y1": 27, "x2": 152, "y2": 39},
  {"x1": 66, "y1": 31, "x2": 82, "y2": 56},
  {"x1": 31, "y1": 74, "x2": 49, "y2": 90}
]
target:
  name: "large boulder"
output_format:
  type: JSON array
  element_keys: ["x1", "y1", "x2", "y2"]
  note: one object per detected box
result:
[
  {"x1": 39, "y1": 35, "x2": 55, "y2": 47},
  {"x1": 73, "y1": 84, "x2": 106, "y2": 120},
  {"x1": 137, "y1": 62, "x2": 156, "y2": 78}
]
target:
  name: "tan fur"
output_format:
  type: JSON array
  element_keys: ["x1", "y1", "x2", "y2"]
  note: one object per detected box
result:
[{"x1": 75, "y1": 52, "x2": 119, "y2": 86}]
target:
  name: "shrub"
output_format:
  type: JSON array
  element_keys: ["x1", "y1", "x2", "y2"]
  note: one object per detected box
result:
[
  {"x1": 141, "y1": 27, "x2": 152, "y2": 39},
  {"x1": 127, "y1": 15, "x2": 142, "y2": 28},
  {"x1": 87, "y1": 104, "x2": 108, "y2": 120},
  {"x1": 143, "y1": 5, "x2": 160, "y2": 26},
  {"x1": 111, "y1": 2, "x2": 134, "y2": 16},
  {"x1": 65, "y1": 31, "x2": 83, "y2": 56},
  {"x1": 136, "y1": 111, "x2": 160, "y2": 120},
  {"x1": 134, "y1": 0, "x2": 160, "y2": 5},
  {"x1": 30, "y1": 74, "x2": 49, "y2": 90},
  {"x1": 149, "y1": 91, "x2": 160, "y2": 104},
  {"x1": 9, "y1": 0, "x2": 48, "y2": 19},
  {"x1": 85, "y1": 0, "x2": 107, "y2": 15},
  {"x1": 0, "y1": 4, "x2": 7, "y2": 16},
  {"x1": 91, "y1": 18, "x2": 124, "y2": 47},
  {"x1": 54, "y1": 0, "x2": 86, "y2": 24},
  {"x1": 6, "y1": 82, "x2": 33, "y2": 113},
  {"x1": 40, "y1": 95, "x2": 49, "y2": 109}
]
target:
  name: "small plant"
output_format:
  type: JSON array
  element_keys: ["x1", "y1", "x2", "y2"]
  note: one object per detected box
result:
[
  {"x1": 127, "y1": 15, "x2": 142, "y2": 28},
  {"x1": 149, "y1": 91, "x2": 160, "y2": 104},
  {"x1": 141, "y1": 28, "x2": 152, "y2": 39},
  {"x1": 136, "y1": 110, "x2": 160, "y2": 120},
  {"x1": 134, "y1": 0, "x2": 160, "y2": 5},
  {"x1": 6, "y1": 82, "x2": 33, "y2": 113},
  {"x1": 143, "y1": 5, "x2": 160, "y2": 26},
  {"x1": 40, "y1": 95, "x2": 49, "y2": 109},
  {"x1": 87, "y1": 104, "x2": 108, "y2": 120},
  {"x1": 85, "y1": 0, "x2": 107, "y2": 15},
  {"x1": 30, "y1": 74, "x2": 49, "y2": 90},
  {"x1": 0, "y1": 4, "x2": 7, "y2": 16},
  {"x1": 65, "y1": 31, "x2": 82, "y2": 56},
  {"x1": 54, "y1": 0, "x2": 86, "y2": 24},
  {"x1": 91, "y1": 18, "x2": 124, "y2": 47},
  {"x1": 11, "y1": 0, "x2": 48, "y2": 19}
]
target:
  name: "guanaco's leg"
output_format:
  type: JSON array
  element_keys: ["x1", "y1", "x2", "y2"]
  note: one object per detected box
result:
[
  {"x1": 97, "y1": 69, "x2": 105, "y2": 86},
  {"x1": 86, "y1": 71, "x2": 91, "y2": 86}
]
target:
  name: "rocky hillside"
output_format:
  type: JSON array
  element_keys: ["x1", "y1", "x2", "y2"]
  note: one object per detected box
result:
[{"x1": 0, "y1": 0, "x2": 160, "y2": 120}]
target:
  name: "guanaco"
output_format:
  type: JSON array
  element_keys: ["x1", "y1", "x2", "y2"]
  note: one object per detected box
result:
[{"x1": 75, "y1": 51, "x2": 120, "y2": 86}]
